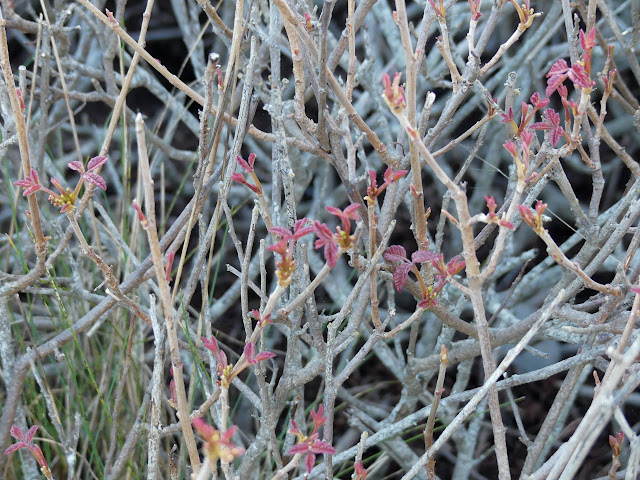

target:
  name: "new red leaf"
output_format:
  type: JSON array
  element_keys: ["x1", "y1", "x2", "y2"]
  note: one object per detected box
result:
[
  {"x1": 384, "y1": 245, "x2": 408, "y2": 263},
  {"x1": 393, "y1": 262, "x2": 412, "y2": 292}
]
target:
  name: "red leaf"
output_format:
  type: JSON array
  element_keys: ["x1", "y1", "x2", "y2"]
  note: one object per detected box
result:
[
  {"x1": 529, "y1": 121, "x2": 550, "y2": 130},
  {"x1": 87, "y1": 156, "x2": 107, "y2": 171},
  {"x1": 293, "y1": 219, "x2": 314, "y2": 240},
  {"x1": 545, "y1": 59, "x2": 570, "y2": 97},
  {"x1": 310, "y1": 405, "x2": 326, "y2": 428},
  {"x1": 323, "y1": 241, "x2": 339, "y2": 268},
  {"x1": 83, "y1": 172, "x2": 107, "y2": 190},
  {"x1": 286, "y1": 443, "x2": 310, "y2": 455},
  {"x1": 287, "y1": 419, "x2": 303, "y2": 438},
  {"x1": 67, "y1": 161, "x2": 84, "y2": 172},
  {"x1": 546, "y1": 59, "x2": 570, "y2": 78},
  {"x1": 412, "y1": 250, "x2": 437, "y2": 264},
  {"x1": 268, "y1": 238, "x2": 288, "y2": 257},
  {"x1": 580, "y1": 28, "x2": 596, "y2": 51},
  {"x1": 392, "y1": 262, "x2": 412, "y2": 292},
  {"x1": 13, "y1": 168, "x2": 42, "y2": 196},
  {"x1": 567, "y1": 63, "x2": 594, "y2": 89},
  {"x1": 305, "y1": 452, "x2": 316, "y2": 473},
  {"x1": 231, "y1": 172, "x2": 246, "y2": 184},
  {"x1": 383, "y1": 166, "x2": 407, "y2": 184},
  {"x1": 342, "y1": 203, "x2": 360, "y2": 219},
  {"x1": 236, "y1": 155, "x2": 254, "y2": 173},
  {"x1": 503, "y1": 141, "x2": 518, "y2": 158},
  {"x1": 255, "y1": 351, "x2": 277, "y2": 362},
  {"x1": 243, "y1": 342, "x2": 255, "y2": 361},
  {"x1": 485, "y1": 196, "x2": 497, "y2": 213},
  {"x1": 384, "y1": 245, "x2": 408, "y2": 263},
  {"x1": 270, "y1": 226, "x2": 293, "y2": 238},
  {"x1": 4, "y1": 442, "x2": 27, "y2": 455},
  {"x1": 354, "y1": 460, "x2": 367, "y2": 479},
  {"x1": 549, "y1": 126, "x2": 562, "y2": 147},
  {"x1": 325, "y1": 206, "x2": 342, "y2": 217},
  {"x1": 294, "y1": 226, "x2": 314, "y2": 239},
  {"x1": 500, "y1": 107, "x2": 514, "y2": 123},
  {"x1": 9, "y1": 425, "x2": 25, "y2": 441},
  {"x1": 202, "y1": 337, "x2": 217, "y2": 353},
  {"x1": 446, "y1": 255, "x2": 465, "y2": 275},
  {"x1": 310, "y1": 440, "x2": 336, "y2": 455},
  {"x1": 530, "y1": 92, "x2": 549, "y2": 109},
  {"x1": 24, "y1": 425, "x2": 38, "y2": 443},
  {"x1": 313, "y1": 221, "x2": 333, "y2": 242}
]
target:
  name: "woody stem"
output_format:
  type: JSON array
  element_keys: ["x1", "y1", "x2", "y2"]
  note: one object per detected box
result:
[{"x1": 411, "y1": 263, "x2": 429, "y2": 299}]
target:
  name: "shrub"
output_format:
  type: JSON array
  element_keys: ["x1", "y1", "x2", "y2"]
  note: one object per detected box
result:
[{"x1": 1, "y1": 0, "x2": 639, "y2": 478}]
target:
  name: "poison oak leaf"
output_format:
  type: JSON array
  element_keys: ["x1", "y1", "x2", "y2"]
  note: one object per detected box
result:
[
  {"x1": 87, "y1": 155, "x2": 107, "y2": 171},
  {"x1": 445, "y1": 255, "x2": 465, "y2": 276},
  {"x1": 292, "y1": 218, "x2": 314, "y2": 239},
  {"x1": 267, "y1": 238, "x2": 289, "y2": 257},
  {"x1": 392, "y1": 262, "x2": 413, "y2": 292},
  {"x1": 314, "y1": 221, "x2": 339, "y2": 268},
  {"x1": 251, "y1": 309, "x2": 272, "y2": 328},
  {"x1": 546, "y1": 58, "x2": 594, "y2": 97},
  {"x1": 132, "y1": 201, "x2": 147, "y2": 225},
  {"x1": 169, "y1": 378, "x2": 178, "y2": 409},
  {"x1": 368, "y1": 168, "x2": 407, "y2": 202},
  {"x1": 269, "y1": 226, "x2": 292, "y2": 238},
  {"x1": 531, "y1": 109, "x2": 563, "y2": 146},
  {"x1": 567, "y1": 62, "x2": 594, "y2": 90},
  {"x1": 580, "y1": 27, "x2": 596, "y2": 52},
  {"x1": 545, "y1": 59, "x2": 571, "y2": 97},
  {"x1": 244, "y1": 342, "x2": 276, "y2": 365},
  {"x1": 231, "y1": 172, "x2": 261, "y2": 194},
  {"x1": 13, "y1": 168, "x2": 42, "y2": 196},
  {"x1": 486, "y1": 196, "x2": 498, "y2": 214},
  {"x1": 503, "y1": 141, "x2": 518, "y2": 158},
  {"x1": 286, "y1": 406, "x2": 336, "y2": 473},
  {"x1": 518, "y1": 201, "x2": 547, "y2": 233},
  {"x1": 202, "y1": 336, "x2": 232, "y2": 385},
  {"x1": 69, "y1": 156, "x2": 108, "y2": 190},
  {"x1": 501, "y1": 107, "x2": 514, "y2": 123},
  {"x1": 67, "y1": 161, "x2": 84, "y2": 172},
  {"x1": 412, "y1": 250, "x2": 437, "y2": 264},
  {"x1": 530, "y1": 92, "x2": 549, "y2": 110},
  {"x1": 382, "y1": 73, "x2": 407, "y2": 110},
  {"x1": 602, "y1": 69, "x2": 616, "y2": 95},
  {"x1": 326, "y1": 204, "x2": 360, "y2": 234},
  {"x1": 383, "y1": 166, "x2": 407, "y2": 185},
  {"x1": 4, "y1": 424, "x2": 51, "y2": 477},
  {"x1": 236, "y1": 153, "x2": 256, "y2": 173},
  {"x1": 310, "y1": 405, "x2": 327, "y2": 428},
  {"x1": 4, "y1": 425, "x2": 39, "y2": 455},
  {"x1": 521, "y1": 129, "x2": 534, "y2": 149},
  {"x1": 383, "y1": 245, "x2": 408, "y2": 263},
  {"x1": 268, "y1": 219, "x2": 312, "y2": 285},
  {"x1": 84, "y1": 172, "x2": 107, "y2": 190}
]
